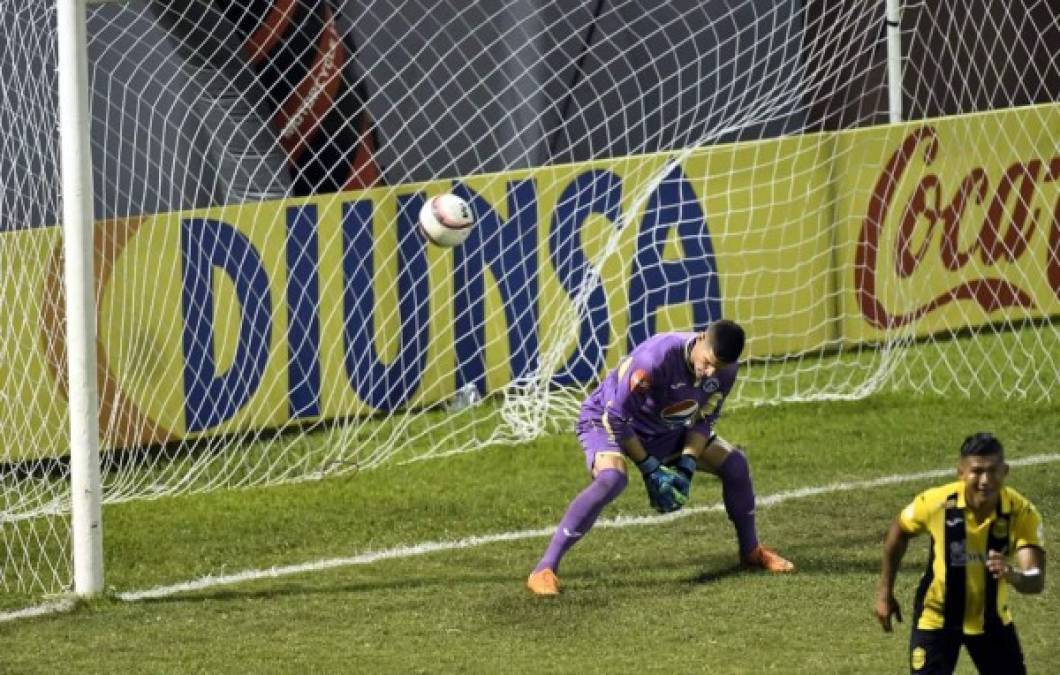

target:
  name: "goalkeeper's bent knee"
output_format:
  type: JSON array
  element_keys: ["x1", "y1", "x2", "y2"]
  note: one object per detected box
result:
[
  {"x1": 719, "y1": 448, "x2": 751, "y2": 485},
  {"x1": 594, "y1": 467, "x2": 628, "y2": 499}
]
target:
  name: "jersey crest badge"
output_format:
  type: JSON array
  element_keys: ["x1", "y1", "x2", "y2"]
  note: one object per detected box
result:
[
  {"x1": 911, "y1": 647, "x2": 926, "y2": 671},
  {"x1": 701, "y1": 378, "x2": 720, "y2": 393}
]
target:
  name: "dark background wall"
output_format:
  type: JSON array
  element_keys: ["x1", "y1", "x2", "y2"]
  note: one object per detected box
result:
[
  {"x1": 1, "y1": 0, "x2": 1056, "y2": 231},
  {"x1": 801, "y1": 0, "x2": 1060, "y2": 130}
]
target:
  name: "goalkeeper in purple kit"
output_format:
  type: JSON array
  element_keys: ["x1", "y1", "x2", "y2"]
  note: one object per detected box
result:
[{"x1": 527, "y1": 319, "x2": 793, "y2": 596}]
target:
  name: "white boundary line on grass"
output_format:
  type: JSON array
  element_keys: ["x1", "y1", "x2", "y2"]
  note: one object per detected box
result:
[
  {"x1": 3, "y1": 452, "x2": 1057, "y2": 622},
  {"x1": 0, "y1": 598, "x2": 78, "y2": 623}
]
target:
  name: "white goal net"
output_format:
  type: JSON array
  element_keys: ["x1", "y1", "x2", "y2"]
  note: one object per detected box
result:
[{"x1": 1, "y1": 0, "x2": 1057, "y2": 597}]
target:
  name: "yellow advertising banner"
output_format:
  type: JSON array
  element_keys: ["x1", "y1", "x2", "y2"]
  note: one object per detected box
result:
[
  {"x1": 2, "y1": 103, "x2": 1055, "y2": 460},
  {"x1": 834, "y1": 104, "x2": 1060, "y2": 341},
  {"x1": 0, "y1": 227, "x2": 68, "y2": 457}
]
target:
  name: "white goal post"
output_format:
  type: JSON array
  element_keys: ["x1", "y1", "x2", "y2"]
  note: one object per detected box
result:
[
  {"x1": 0, "y1": 0, "x2": 1057, "y2": 601},
  {"x1": 59, "y1": 0, "x2": 103, "y2": 597}
]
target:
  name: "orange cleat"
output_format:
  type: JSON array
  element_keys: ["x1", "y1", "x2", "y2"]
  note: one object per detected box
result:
[
  {"x1": 741, "y1": 544, "x2": 795, "y2": 573},
  {"x1": 527, "y1": 568, "x2": 560, "y2": 596}
]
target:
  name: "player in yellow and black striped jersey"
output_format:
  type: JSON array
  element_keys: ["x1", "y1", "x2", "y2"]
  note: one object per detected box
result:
[{"x1": 875, "y1": 433, "x2": 1046, "y2": 675}]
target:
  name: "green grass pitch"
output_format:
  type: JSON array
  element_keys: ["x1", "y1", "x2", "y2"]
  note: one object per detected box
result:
[{"x1": 0, "y1": 334, "x2": 1058, "y2": 673}]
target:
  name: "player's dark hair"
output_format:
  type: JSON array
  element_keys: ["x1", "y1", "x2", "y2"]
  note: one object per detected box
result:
[
  {"x1": 959, "y1": 432, "x2": 1004, "y2": 458},
  {"x1": 705, "y1": 319, "x2": 746, "y2": 364}
]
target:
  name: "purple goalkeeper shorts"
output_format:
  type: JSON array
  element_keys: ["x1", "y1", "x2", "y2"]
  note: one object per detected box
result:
[{"x1": 575, "y1": 418, "x2": 685, "y2": 473}]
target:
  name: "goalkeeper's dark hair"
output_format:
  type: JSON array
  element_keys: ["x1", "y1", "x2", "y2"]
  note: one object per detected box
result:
[
  {"x1": 959, "y1": 432, "x2": 1004, "y2": 459},
  {"x1": 704, "y1": 319, "x2": 746, "y2": 364}
]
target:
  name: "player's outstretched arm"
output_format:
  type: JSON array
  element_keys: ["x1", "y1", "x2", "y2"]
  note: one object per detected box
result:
[
  {"x1": 987, "y1": 547, "x2": 1046, "y2": 594},
  {"x1": 875, "y1": 519, "x2": 912, "y2": 632}
]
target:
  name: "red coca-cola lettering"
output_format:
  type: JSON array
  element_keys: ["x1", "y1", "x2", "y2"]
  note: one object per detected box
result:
[
  {"x1": 894, "y1": 169, "x2": 989, "y2": 277},
  {"x1": 857, "y1": 126, "x2": 1060, "y2": 330},
  {"x1": 1046, "y1": 158, "x2": 1060, "y2": 299}
]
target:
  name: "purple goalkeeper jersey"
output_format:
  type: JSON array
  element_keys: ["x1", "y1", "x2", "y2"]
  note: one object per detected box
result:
[{"x1": 577, "y1": 332, "x2": 738, "y2": 451}]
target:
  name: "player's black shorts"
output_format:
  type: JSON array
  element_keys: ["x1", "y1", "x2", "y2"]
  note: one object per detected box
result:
[{"x1": 909, "y1": 623, "x2": 1026, "y2": 675}]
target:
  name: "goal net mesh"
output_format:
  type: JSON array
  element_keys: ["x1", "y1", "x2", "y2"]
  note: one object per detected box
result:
[{"x1": 0, "y1": 0, "x2": 1057, "y2": 597}]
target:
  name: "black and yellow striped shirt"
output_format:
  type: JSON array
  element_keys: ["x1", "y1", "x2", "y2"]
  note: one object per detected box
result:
[{"x1": 898, "y1": 481, "x2": 1044, "y2": 634}]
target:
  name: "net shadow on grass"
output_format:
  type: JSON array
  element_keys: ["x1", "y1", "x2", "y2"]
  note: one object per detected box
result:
[
  {"x1": 689, "y1": 563, "x2": 745, "y2": 585},
  {"x1": 122, "y1": 572, "x2": 517, "y2": 605}
]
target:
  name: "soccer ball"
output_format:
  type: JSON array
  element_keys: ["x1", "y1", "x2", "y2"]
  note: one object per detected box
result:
[{"x1": 418, "y1": 193, "x2": 475, "y2": 247}]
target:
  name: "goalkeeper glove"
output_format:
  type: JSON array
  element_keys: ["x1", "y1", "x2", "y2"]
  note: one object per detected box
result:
[
  {"x1": 671, "y1": 454, "x2": 698, "y2": 502},
  {"x1": 636, "y1": 456, "x2": 686, "y2": 513}
]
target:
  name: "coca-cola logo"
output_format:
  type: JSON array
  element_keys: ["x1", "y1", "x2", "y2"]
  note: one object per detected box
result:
[{"x1": 856, "y1": 126, "x2": 1060, "y2": 329}]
